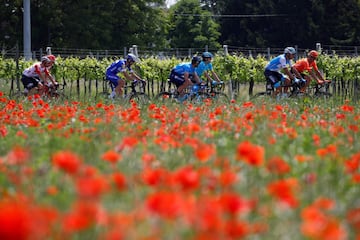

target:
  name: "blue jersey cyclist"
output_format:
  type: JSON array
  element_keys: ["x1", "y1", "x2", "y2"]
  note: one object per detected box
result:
[
  {"x1": 196, "y1": 52, "x2": 221, "y2": 83},
  {"x1": 105, "y1": 53, "x2": 143, "y2": 98},
  {"x1": 264, "y1": 47, "x2": 301, "y2": 96},
  {"x1": 169, "y1": 56, "x2": 202, "y2": 96}
]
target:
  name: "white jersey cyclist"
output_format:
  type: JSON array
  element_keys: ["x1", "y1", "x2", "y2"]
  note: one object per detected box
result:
[
  {"x1": 21, "y1": 55, "x2": 57, "y2": 91},
  {"x1": 265, "y1": 54, "x2": 292, "y2": 73}
]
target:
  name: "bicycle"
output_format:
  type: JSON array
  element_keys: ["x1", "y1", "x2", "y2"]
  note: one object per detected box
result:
[
  {"x1": 11, "y1": 82, "x2": 68, "y2": 103},
  {"x1": 155, "y1": 80, "x2": 211, "y2": 104},
  {"x1": 105, "y1": 79, "x2": 150, "y2": 107},
  {"x1": 251, "y1": 78, "x2": 308, "y2": 100},
  {"x1": 206, "y1": 80, "x2": 230, "y2": 103},
  {"x1": 311, "y1": 81, "x2": 332, "y2": 99}
]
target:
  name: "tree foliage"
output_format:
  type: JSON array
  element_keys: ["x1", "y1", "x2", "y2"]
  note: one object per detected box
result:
[
  {"x1": 0, "y1": 0, "x2": 359, "y2": 51},
  {"x1": 168, "y1": 0, "x2": 220, "y2": 49}
]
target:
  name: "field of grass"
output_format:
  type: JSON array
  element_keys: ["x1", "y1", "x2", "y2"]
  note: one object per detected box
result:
[{"x1": 0, "y1": 90, "x2": 359, "y2": 239}]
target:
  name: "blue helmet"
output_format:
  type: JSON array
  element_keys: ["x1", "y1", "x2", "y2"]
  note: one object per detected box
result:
[
  {"x1": 191, "y1": 56, "x2": 201, "y2": 64},
  {"x1": 202, "y1": 51, "x2": 213, "y2": 59}
]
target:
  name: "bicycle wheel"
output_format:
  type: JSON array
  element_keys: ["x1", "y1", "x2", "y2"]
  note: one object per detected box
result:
[
  {"x1": 45, "y1": 91, "x2": 68, "y2": 103},
  {"x1": 10, "y1": 91, "x2": 27, "y2": 101},
  {"x1": 313, "y1": 91, "x2": 332, "y2": 99},
  {"x1": 211, "y1": 92, "x2": 230, "y2": 104},
  {"x1": 129, "y1": 93, "x2": 150, "y2": 107},
  {"x1": 155, "y1": 92, "x2": 177, "y2": 104},
  {"x1": 250, "y1": 91, "x2": 271, "y2": 101},
  {"x1": 190, "y1": 92, "x2": 211, "y2": 103}
]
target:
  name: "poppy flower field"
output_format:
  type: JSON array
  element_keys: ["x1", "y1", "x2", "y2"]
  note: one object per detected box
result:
[{"x1": 0, "y1": 92, "x2": 359, "y2": 240}]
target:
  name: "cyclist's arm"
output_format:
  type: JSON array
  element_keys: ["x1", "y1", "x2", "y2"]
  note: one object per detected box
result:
[
  {"x1": 210, "y1": 70, "x2": 221, "y2": 82},
  {"x1": 192, "y1": 72, "x2": 201, "y2": 84},
  {"x1": 123, "y1": 71, "x2": 134, "y2": 81},
  {"x1": 46, "y1": 72, "x2": 58, "y2": 85},
  {"x1": 131, "y1": 72, "x2": 143, "y2": 81},
  {"x1": 283, "y1": 67, "x2": 295, "y2": 81},
  {"x1": 314, "y1": 69, "x2": 326, "y2": 82},
  {"x1": 290, "y1": 66, "x2": 302, "y2": 79},
  {"x1": 34, "y1": 65, "x2": 48, "y2": 83}
]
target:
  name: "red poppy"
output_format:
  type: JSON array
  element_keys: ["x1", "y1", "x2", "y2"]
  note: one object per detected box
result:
[
  {"x1": 266, "y1": 156, "x2": 291, "y2": 175},
  {"x1": 173, "y1": 166, "x2": 199, "y2": 191},
  {"x1": 0, "y1": 201, "x2": 31, "y2": 240},
  {"x1": 76, "y1": 175, "x2": 109, "y2": 198},
  {"x1": 112, "y1": 172, "x2": 127, "y2": 191},
  {"x1": 101, "y1": 150, "x2": 122, "y2": 164},
  {"x1": 146, "y1": 191, "x2": 182, "y2": 219},
  {"x1": 52, "y1": 151, "x2": 82, "y2": 175},
  {"x1": 236, "y1": 141, "x2": 264, "y2": 166}
]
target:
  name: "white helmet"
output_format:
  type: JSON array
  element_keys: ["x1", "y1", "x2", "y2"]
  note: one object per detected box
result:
[
  {"x1": 284, "y1": 47, "x2": 296, "y2": 55},
  {"x1": 126, "y1": 53, "x2": 140, "y2": 63}
]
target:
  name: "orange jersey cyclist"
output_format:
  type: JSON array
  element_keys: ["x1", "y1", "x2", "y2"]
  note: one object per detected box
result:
[{"x1": 292, "y1": 50, "x2": 331, "y2": 92}]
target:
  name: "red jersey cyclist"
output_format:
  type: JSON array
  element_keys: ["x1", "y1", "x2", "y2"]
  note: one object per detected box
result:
[
  {"x1": 21, "y1": 54, "x2": 58, "y2": 95},
  {"x1": 292, "y1": 50, "x2": 331, "y2": 92}
]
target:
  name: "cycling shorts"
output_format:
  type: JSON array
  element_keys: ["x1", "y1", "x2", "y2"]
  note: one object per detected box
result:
[
  {"x1": 21, "y1": 75, "x2": 41, "y2": 90},
  {"x1": 169, "y1": 70, "x2": 185, "y2": 87},
  {"x1": 105, "y1": 73, "x2": 123, "y2": 88},
  {"x1": 264, "y1": 70, "x2": 286, "y2": 86}
]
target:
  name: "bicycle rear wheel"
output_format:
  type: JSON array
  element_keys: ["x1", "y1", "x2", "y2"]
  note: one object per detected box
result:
[{"x1": 10, "y1": 91, "x2": 27, "y2": 102}]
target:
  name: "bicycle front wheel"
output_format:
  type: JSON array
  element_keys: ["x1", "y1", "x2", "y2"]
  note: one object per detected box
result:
[
  {"x1": 211, "y1": 92, "x2": 230, "y2": 104},
  {"x1": 313, "y1": 91, "x2": 332, "y2": 99},
  {"x1": 190, "y1": 92, "x2": 211, "y2": 104},
  {"x1": 129, "y1": 93, "x2": 150, "y2": 107},
  {"x1": 250, "y1": 91, "x2": 271, "y2": 101},
  {"x1": 155, "y1": 92, "x2": 177, "y2": 104}
]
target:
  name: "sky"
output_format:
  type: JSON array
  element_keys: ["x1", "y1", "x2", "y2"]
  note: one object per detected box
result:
[{"x1": 166, "y1": 0, "x2": 178, "y2": 8}]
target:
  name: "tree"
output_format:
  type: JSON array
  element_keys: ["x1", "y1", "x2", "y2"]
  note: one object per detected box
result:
[
  {"x1": 168, "y1": 0, "x2": 221, "y2": 49},
  {"x1": 0, "y1": 0, "x2": 23, "y2": 50}
]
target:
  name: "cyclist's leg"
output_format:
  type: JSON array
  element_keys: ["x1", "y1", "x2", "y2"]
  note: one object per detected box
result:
[
  {"x1": 106, "y1": 74, "x2": 123, "y2": 97},
  {"x1": 302, "y1": 74, "x2": 311, "y2": 92},
  {"x1": 21, "y1": 75, "x2": 40, "y2": 96},
  {"x1": 169, "y1": 72, "x2": 185, "y2": 95},
  {"x1": 265, "y1": 70, "x2": 282, "y2": 97},
  {"x1": 283, "y1": 77, "x2": 291, "y2": 94}
]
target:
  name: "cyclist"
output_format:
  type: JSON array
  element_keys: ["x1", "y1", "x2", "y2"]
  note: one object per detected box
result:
[
  {"x1": 21, "y1": 54, "x2": 58, "y2": 96},
  {"x1": 292, "y1": 50, "x2": 331, "y2": 93},
  {"x1": 169, "y1": 56, "x2": 202, "y2": 96},
  {"x1": 196, "y1": 52, "x2": 221, "y2": 83},
  {"x1": 264, "y1": 47, "x2": 302, "y2": 97},
  {"x1": 105, "y1": 53, "x2": 143, "y2": 98}
]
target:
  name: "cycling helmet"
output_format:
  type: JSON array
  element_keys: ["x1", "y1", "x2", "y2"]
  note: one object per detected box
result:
[
  {"x1": 202, "y1": 51, "x2": 213, "y2": 59},
  {"x1": 191, "y1": 56, "x2": 201, "y2": 64},
  {"x1": 47, "y1": 54, "x2": 56, "y2": 62},
  {"x1": 41, "y1": 54, "x2": 56, "y2": 63},
  {"x1": 126, "y1": 53, "x2": 140, "y2": 63},
  {"x1": 308, "y1": 50, "x2": 319, "y2": 58},
  {"x1": 284, "y1": 47, "x2": 296, "y2": 55}
]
